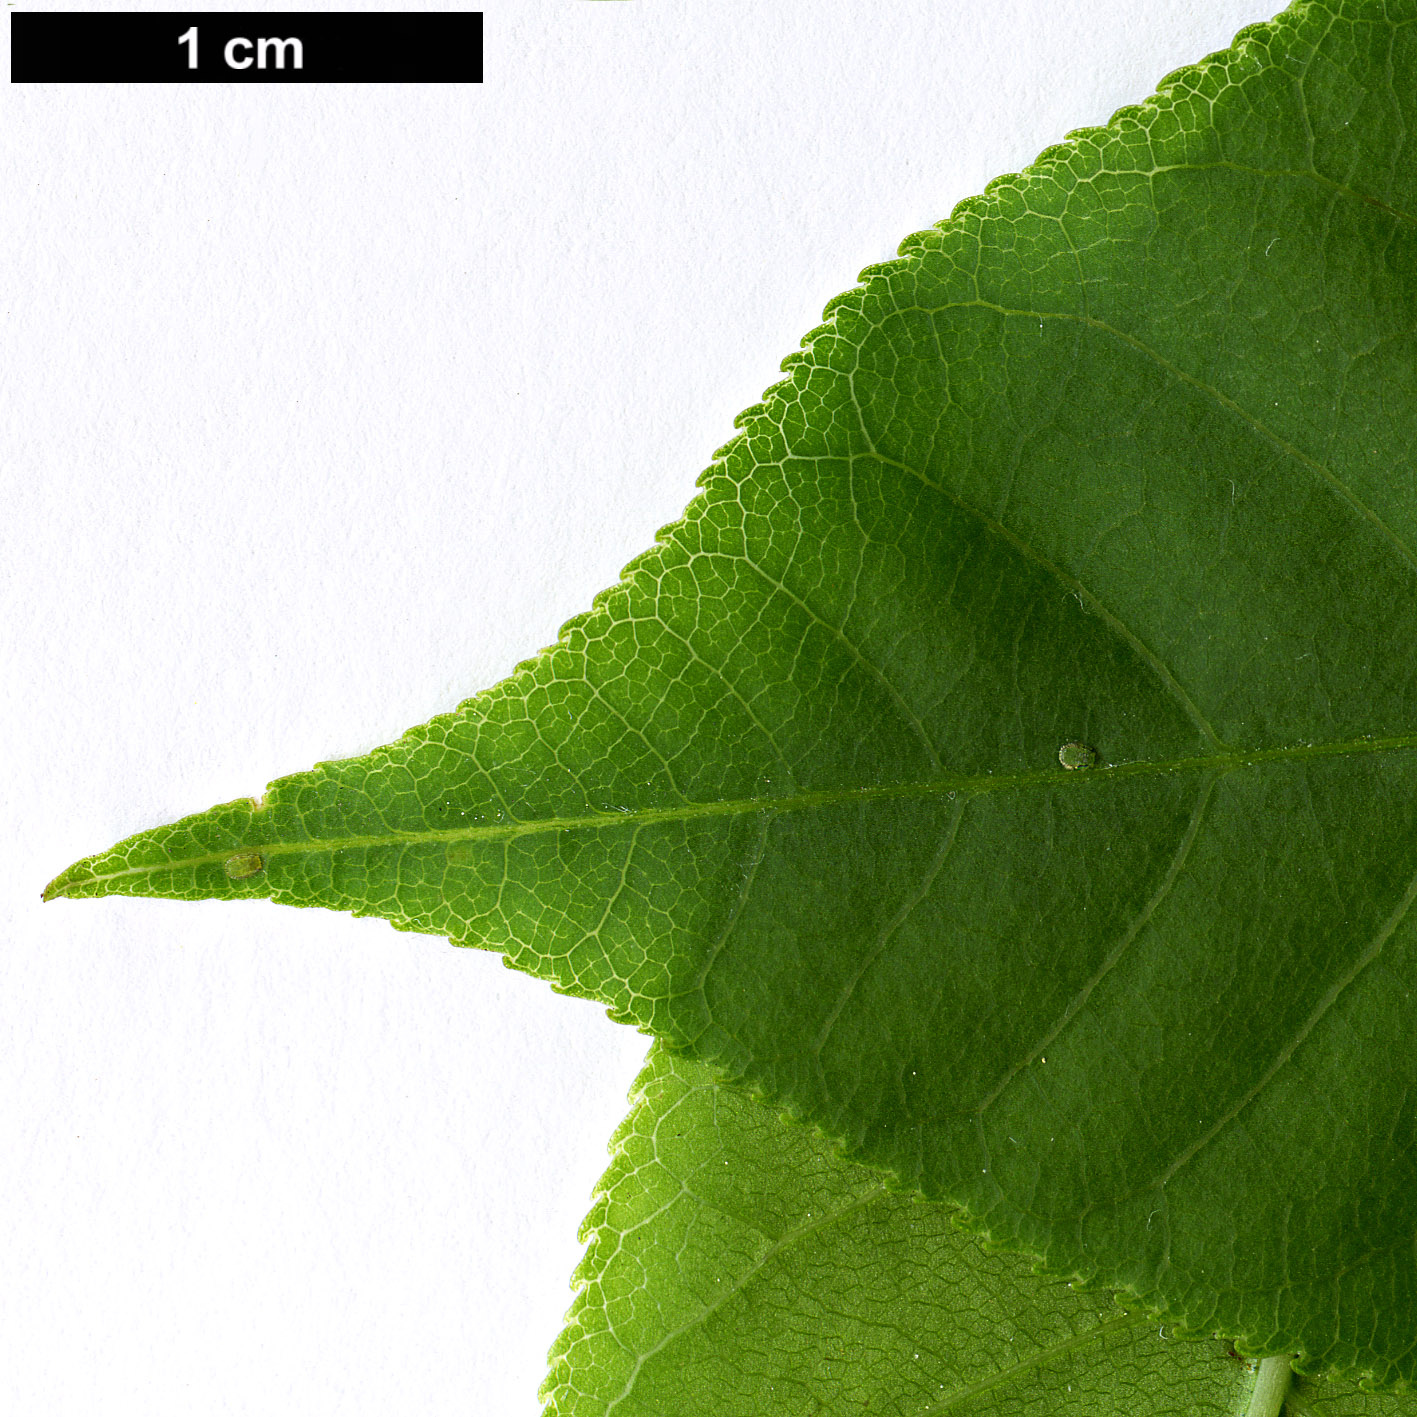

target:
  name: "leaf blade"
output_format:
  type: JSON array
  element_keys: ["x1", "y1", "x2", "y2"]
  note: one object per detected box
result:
[
  {"x1": 545, "y1": 1045, "x2": 1417, "y2": 1417},
  {"x1": 50, "y1": 0, "x2": 1417, "y2": 1383}
]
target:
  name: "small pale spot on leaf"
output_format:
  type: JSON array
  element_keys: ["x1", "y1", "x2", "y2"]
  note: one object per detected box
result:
[
  {"x1": 222, "y1": 852, "x2": 264, "y2": 880},
  {"x1": 1058, "y1": 741, "x2": 1098, "y2": 770}
]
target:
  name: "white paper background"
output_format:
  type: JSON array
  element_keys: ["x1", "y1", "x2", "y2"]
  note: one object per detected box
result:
[{"x1": 5, "y1": 1, "x2": 1278, "y2": 1410}]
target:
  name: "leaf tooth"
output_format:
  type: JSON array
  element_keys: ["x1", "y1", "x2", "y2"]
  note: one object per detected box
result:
[{"x1": 708, "y1": 433, "x2": 746, "y2": 463}]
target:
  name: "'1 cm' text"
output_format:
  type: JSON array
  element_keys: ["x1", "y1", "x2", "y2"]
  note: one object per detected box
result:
[{"x1": 177, "y1": 27, "x2": 303, "y2": 71}]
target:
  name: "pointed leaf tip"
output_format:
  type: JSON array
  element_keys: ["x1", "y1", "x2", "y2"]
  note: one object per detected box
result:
[{"x1": 42, "y1": 794, "x2": 282, "y2": 906}]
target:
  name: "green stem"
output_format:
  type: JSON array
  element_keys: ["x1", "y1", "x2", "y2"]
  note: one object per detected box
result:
[{"x1": 1246, "y1": 1356, "x2": 1292, "y2": 1417}]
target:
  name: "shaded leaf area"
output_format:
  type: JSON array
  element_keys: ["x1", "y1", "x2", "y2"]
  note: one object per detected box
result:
[
  {"x1": 544, "y1": 1045, "x2": 1415, "y2": 1417},
  {"x1": 48, "y1": 0, "x2": 1417, "y2": 1383}
]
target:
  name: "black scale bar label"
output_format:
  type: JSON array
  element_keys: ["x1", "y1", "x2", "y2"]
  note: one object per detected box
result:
[{"x1": 11, "y1": 12, "x2": 483, "y2": 82}]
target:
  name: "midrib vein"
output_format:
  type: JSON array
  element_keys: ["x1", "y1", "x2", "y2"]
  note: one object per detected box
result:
[
  {"x1": 602, "y1": 1187, "x2": 883, "y2": 1414},
  {"x1": 603, "y1": 1174, "x2": 1151, "y2": 1417},
  {"x1": 52, "y1": 730, "x2": 1417, "y2": 893}
]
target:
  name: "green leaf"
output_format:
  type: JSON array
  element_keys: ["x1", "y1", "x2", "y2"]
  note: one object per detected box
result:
[
  {"x1": 545, "y1": 1043, "x2": 1417, "y2": 1417},
  {"x1": 48, "y1": 0, "x2": 1417, "y2": 1386}
]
